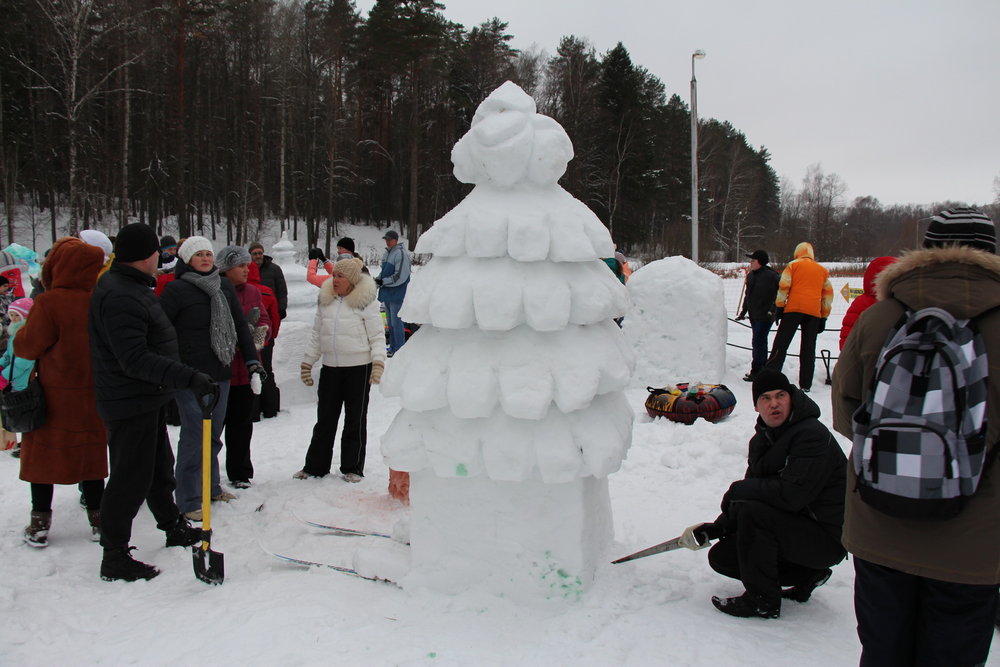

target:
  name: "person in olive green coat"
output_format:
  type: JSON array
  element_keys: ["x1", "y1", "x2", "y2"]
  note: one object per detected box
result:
[{"x1": 832, "y1": 208, "x2": 1000, "y2": 667}]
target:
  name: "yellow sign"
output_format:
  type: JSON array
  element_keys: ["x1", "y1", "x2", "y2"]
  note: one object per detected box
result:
[{"x1": 840, "y1": 283, "x2": 864, "y2": 302}]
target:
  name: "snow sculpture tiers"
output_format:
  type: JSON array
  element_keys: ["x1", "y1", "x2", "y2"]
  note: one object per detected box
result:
[{"x1": 381, "y1": 82, "x2": 634, "y2": 599}]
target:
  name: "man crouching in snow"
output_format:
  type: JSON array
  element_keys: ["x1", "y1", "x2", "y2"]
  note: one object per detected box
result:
[{"x1": 681, "y1": 369, "x2": 847, "y2": 618}]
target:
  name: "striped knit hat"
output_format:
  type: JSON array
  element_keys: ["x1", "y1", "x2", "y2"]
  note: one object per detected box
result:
[{"x1": 924, "y1": 207, "x2": 995, "y2": 254}]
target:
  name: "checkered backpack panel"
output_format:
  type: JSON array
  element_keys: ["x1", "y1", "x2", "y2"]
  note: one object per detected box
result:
[{"x1": 851, "y1": 305, "x2": 990, "y2": 520}]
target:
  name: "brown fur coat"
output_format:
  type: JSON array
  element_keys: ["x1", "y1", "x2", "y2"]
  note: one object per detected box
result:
[{"x1": 16, "y1": 237, "x2": 108, "y2": 484}]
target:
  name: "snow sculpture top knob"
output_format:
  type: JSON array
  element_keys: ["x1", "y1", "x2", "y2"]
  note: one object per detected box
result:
[{"x1": 451, "y1": 81, "x2": 573, "y2": 188}]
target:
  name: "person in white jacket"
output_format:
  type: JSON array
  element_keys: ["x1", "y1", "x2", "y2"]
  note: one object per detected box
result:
[{"x1": 295, "y1": 258, "x2": 386, "y2": 482}]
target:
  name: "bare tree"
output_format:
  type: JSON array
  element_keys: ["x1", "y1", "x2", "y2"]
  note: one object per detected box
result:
[{"x1": 19, "y1": 0, "x2": 143, "y2": 234}]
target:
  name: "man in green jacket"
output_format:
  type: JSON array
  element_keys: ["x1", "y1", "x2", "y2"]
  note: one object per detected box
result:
[{"x1": 832, "y1": 207, "x2": 1000, "y2": 666}]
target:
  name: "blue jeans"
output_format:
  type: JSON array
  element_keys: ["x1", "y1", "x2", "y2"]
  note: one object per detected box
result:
[
  {"x1": 750, "y1": 320, "x2": 772, "y2": 373},
  {"x1": 174, "y1": 381, "x2": 230, "y2": 514},
  {"x1": 383, "y1": 300, "x2": 406, "y2": 353}
]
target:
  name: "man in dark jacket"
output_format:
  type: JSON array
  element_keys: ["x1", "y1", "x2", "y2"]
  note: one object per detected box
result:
[
  {"x1": 833, "y1": 207, "x2": 1000, "y2": 666},
  {"x1": 736, "y1": 250, "x2": 780, "y2": 382},
  {"x1": 89, "y1": 223, "x2": 216, "y2": 582},
  {"x1": 249, "y1": 242, "x2": 287, "y2": 319},
  {"x1": 681, "y1": 369, "x2": 847, "y2": 619}
]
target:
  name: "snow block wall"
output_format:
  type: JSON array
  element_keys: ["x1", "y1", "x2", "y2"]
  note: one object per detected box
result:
[
  {"x1": 380, "y1": 81, "x2": 635, "y2": 600},
  {"x1": 623, "y1": 256, "x2": 727, "y2": 387}
]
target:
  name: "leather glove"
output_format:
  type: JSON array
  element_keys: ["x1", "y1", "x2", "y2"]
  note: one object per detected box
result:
[
  {"x1": 772, "y1": 307, "x2": 783, "y2": 325},
  {"x1": 300, "y1": 362, "x2": 314, "y2": 387},
  {"x1": 189, "y1": 372, "x2": 217, "y2": 403},
  {"x1": 246, "y1": 361, "x2": 267, "y2": 382},
  {"x1": 308, "y1": 248, "x2": 326, "y2": 263},
  {"x1": 374, "y1": 277, "x2": 383, "y2": 287},
  {"x1": 252, "y1": 325, "x2": 269, "y2": 350},
  {"x1": 370, "y1": 360, "x2": 385, "y2": 385},
  {"x1": 678, "y1": 523, "x2": 713, "y2": 550},
  {"x1": 735, "y1": 314, "x2": 747, "y2": 322},
  {"x1": 818, "y1": 317, "x2": 827, "y2": 333}
]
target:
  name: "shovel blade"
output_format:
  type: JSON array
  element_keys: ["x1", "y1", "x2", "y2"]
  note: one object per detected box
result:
[{"x1": 193, "y1": 544, "x2": 225, "y2": 585}]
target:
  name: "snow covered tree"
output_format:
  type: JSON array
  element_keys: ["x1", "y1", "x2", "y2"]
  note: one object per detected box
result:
[{"x1": 380, "y1": 81, "x2": 634, "y2": 599}]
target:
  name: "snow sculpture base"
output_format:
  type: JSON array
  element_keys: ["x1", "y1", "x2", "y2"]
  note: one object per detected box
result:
[{"x1": 405, "y1": 470, "x2": 612, "y2": 602}]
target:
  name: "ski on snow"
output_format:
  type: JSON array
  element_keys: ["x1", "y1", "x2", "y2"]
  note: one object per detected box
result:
[
  {"x1": 293, "y1": 514, "x2": 395, "y2": 540},
  {"x1": 258, "y1": 542, "x2": 397, "y2": 585}
]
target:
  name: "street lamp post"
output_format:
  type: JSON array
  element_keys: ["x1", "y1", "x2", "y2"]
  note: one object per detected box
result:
[{"x1": 690, "y1": 49, "x2": 706, "y2": 263}]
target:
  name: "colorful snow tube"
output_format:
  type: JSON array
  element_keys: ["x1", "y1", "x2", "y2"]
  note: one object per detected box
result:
[{"x1": 645, "y1": 383, "x2": 737, "y2": 425}]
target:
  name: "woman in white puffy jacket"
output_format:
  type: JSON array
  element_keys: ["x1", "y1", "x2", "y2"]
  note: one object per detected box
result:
[{"x1": 295, "y1": 258, "x2": 386, "y2": 482}]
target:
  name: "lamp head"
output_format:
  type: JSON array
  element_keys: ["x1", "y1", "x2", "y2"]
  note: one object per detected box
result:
[{"x1": 693, "y1": 49, "x2": 706, "y2": 59}]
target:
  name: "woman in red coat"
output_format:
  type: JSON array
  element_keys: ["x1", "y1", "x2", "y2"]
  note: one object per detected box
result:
[
  {"x1": 838, "y1": 256, "x2": 896, "y2": 350},
  {"x1": 16, "y1": 237, "x2": 108, "y2": 546}
]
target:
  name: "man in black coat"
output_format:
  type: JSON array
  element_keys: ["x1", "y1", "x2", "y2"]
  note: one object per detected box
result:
[
  {"x1": 89, "y1": 223, "x2": 216, "y2": 582},
  {"x1": 736, "y1": 250, "x2": 780, "y2": 382},
  {"x1": 680, "y1": 370, "x2": 847, "y2": 619},
  {"x1": 249, "y1": 242, "x2": 287, "y2": 319}
]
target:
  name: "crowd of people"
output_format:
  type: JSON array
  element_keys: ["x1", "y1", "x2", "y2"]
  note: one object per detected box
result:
[
  {"x1": 4, "y1": 208, "x2": 999, "y2": 664},
  {"x1": 6, "y1": 223, "x2": 409, "y2": 582}
]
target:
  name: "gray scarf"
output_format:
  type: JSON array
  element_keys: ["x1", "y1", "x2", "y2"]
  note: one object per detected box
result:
[{"x1": 181, "y1": 269, "x2": 238, "y2": 366}]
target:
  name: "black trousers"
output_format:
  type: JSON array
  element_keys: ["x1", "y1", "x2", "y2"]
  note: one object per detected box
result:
[
  {"x1": 257, "y1": 342, "x2": 280, "y2": 418},
  {"x1": 765, "y1": 311, "x2": 821, "y2": 389},
  {"x1": 31, "y1": 479, "x2": 103, "y2": 512},
  {"x1": 224, "y1": 383, "x2": 255, "y2": 483},
  {"x1": 854, "y1": 558, "x2": 998, "y2": 667},
  {"x1": 100, "y1": 406, "x2": 181, "y2": 550},
  {"x1": 303, "y1": 364, "x2": 372, "y2": 477},
  {"x1": 707, "y1": 500, "x2": 845, "y2": 601}
]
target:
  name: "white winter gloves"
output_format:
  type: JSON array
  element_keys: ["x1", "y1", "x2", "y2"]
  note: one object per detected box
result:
[
  {"x1": 300, "y1": 362, "x2": 314, "y2": 387},
  {"x1": 370, "y1": 360, "x2": 384, "y2": 385},
  {"x1": 679, "y1": 523, "x2": 711, "y2": 550}
]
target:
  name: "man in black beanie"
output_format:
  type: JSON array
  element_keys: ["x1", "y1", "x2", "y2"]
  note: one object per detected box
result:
[
  {"x1": 678, "y1": 369, "x2": 847, "y2": 619},
  {"x1": 89, "y1": 222, "x2": 217, "y2": 581}
]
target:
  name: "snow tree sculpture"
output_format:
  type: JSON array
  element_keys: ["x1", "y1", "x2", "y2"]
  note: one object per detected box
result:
[{"x1": 381, "y1": 82, "x2": 634, "y2": 600}]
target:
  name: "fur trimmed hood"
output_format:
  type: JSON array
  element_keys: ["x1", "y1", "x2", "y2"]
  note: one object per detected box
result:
[
  {"x1": 318, "y1": 272, "x2": 378, "y2": 310},
  {"x1": 875, "y1": 245, "x2": 1000, "y2": 319}
]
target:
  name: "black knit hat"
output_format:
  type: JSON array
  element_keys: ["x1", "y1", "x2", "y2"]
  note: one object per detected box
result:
[
  {"x1": 924, "y1": 207, "x2": 995, "y2": 254},
  {"x1": 752, "y1": 369, "x2": 793, "y2": 403},
  {"x1": 115, "y1": 223, "x2": 161, "y2": 262},
  {"x1": 336, "y1": 237, "x2": 356, "y2": 253},
  {"x1": 159, "y1": 235, "x2": 178, "y2": 251}
]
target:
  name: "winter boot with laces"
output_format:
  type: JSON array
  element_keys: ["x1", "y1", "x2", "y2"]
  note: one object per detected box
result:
[
  {"x1": 100, "y1": 546, "x2": 160, "y2": 582},
  {"x1": 23, "y1": 511, "x2": 52, "y2": 548},
  {"x1": 86, "y1": 509, "x2": 101, "y2": 542},
  {"x1": 711, "y1": 591, "x2": 780, "y2": 619},
  {"x1": 164, "y1": 515, "x2": 202, "y2": 548}
]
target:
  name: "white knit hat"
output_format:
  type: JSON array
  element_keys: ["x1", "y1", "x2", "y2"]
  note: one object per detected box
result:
[
  {"x1": 79, "y1": 229, "x2": 113, "y2": 261},
  {"x1": 179, "y1": 236, "x2": 214, "y2": 264}
]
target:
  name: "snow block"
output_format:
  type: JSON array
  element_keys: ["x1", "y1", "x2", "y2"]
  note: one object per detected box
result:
[
  {"x1": 624, "y1": 256, "x2": 727, "y2": 386},
  {"x1": 404, "y1": 470, "x2": 612, "y2": 601}
]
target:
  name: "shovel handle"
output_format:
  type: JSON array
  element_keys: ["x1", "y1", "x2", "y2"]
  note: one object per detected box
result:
[
  {"x1": 199, "y1": 384, "x2": 220, "y2": 420},
  {"x1": 201, "y1": 415, "x2": 213, "y2": 535}
]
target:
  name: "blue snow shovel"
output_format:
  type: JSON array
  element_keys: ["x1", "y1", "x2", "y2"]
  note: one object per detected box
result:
[{"x1": 193, "y1": 385, "x2": 224, "y2": 585}]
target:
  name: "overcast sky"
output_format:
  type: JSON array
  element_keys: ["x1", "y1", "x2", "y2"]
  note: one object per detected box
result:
[{"x1": 357, "y1": 0, "x2": 999, "y2": 207}]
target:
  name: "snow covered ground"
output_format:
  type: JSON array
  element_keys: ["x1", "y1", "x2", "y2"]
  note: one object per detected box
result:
[{"x1": 0, "y1": 227, "x2": 996, "y2": 666}]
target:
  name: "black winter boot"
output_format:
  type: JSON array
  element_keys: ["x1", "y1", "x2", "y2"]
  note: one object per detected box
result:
[
  {"x1": 23, "y1": 511, "x2": 52, "y2": 548},
  {"x1": 781, "y1": 568, "x2": 831, "y2": 603},
  {"x1": 164, "y1": 515, "x2": 202, "y2": 548},
  {"x1": 711, "y1": 592, "x2": 780, "y2": 619},
  {"x1": 86, "y1": 509, "x2": 101, "y2": 542},
  {"x1": 100, "y1": 547, "x2": 160, "y2": 582}
]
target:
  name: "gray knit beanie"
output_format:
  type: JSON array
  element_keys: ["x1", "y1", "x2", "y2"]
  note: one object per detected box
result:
[{"x1": 215, "y1": 245, "x2": 252, "y2": 273}]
